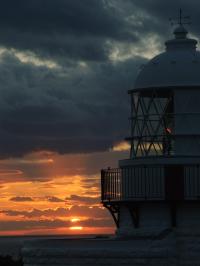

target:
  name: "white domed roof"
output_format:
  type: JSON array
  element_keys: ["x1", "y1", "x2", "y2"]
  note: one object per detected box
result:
[{"x1": 134, "y1": 26, "x2": 200, "y2": 90}]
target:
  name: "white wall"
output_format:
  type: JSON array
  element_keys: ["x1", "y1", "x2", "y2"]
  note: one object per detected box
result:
[
  {"x1": 139, "y1": 203, "x2": 171, "y2": 229},
  {"x1": 174, "y1": 89, "x2": 200, "y2": 155}
]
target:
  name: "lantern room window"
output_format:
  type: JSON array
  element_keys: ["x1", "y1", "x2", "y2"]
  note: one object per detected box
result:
[{"x1": 128, "y1": 89, "x2": 174, "y2": 157}]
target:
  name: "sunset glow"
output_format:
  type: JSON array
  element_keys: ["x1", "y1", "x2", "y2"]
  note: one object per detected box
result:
[
  {"x1": 112, "y1": 141, "x2": 131, "y2": 152},
  {"x1": 0, "y1": 150, "x2": 128, "y2": 235}
]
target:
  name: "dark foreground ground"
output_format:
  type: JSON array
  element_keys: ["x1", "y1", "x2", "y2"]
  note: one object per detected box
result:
[{"x1": 0, "y1": 256, "x2": 23, "y2": 266}]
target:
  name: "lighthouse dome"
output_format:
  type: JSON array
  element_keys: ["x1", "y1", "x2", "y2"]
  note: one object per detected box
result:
[{"x1": 134, "y1": 25, "x2": 200, "y2": 90}]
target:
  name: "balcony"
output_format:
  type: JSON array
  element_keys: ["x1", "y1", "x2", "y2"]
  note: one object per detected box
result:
[{"x1": 101, "y1": 164, "x2": 200, "y2": 203}]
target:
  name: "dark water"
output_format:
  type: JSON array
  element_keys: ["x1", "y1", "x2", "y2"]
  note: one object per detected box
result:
[
  {"x1": 0, "y1": 234, "x2": 111, "y2": 266},
  {"x1": 0, "y1": 234, "x2": 109, "y2": 258}
]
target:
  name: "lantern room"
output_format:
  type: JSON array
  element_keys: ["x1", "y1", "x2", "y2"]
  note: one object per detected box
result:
[
  {"x1": 101, "y1": 16, "x2": 200, "y2": 237},
  {"x1": 128, "y1": 24, "x2": 200, "y2": 158}
]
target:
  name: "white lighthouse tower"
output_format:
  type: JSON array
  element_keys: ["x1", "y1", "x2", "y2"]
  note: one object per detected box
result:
[{"x1": 101, "y1": 13, "x2": 200, "y2": 237}]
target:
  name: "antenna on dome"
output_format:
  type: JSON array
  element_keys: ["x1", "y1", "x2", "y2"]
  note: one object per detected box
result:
[{"x1": 169, "y1": 8, "x2": 191, "y2": 26}]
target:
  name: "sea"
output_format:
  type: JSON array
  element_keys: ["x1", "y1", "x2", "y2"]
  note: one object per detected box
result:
[{"x1": 0, "y1": 235, "x2": 104, "y2": 259}]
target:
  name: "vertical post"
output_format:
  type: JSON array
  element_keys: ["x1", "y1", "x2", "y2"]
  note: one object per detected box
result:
[
  {"x1": 101, "y1": 169, "x2": 105, "y2": 202},
  {"x1": 130, "y1": 92, "x2": 133, "y2": 158}
]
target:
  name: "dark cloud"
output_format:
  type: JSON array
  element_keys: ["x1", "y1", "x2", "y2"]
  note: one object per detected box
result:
[
  {"x1": 9, "y1": 196, "x2": 65, "y2": 202},
  {"x1": 0, "y1": 0, "x2": 137, "y2": 62},
  {"x1": 0, "y1": 0, "x2": 148, "y2": 159},
  {"x1": 81, "y1": 218, "x2": 113, "y2": 228},
  {"x1": 0, "y1": 51, "x2": 144, "y2": 158},
  {"x1": 0, "y1": 150, "x2": 128, "y2": 183},
  {"x1": 0, "y1": 206, "x2": 110, "y2": 219},
  {"x1": 125, "y1": 0, "x2": 200, "y2": 37},
  {"x1": 46, "y1": 196, "x2": 65, "y2": 203},
  {"x1": 65, "y1": 195, "x2": 100, "y2": 205},
  {"x1": 0, "y1": 217, "x2": 113, "y2": 232},
  {"x1": 9, "y1": 196, "x2": 34, "y2": 202},
  {"x1": 0, "y1": 0, "x2": 127, "y2": 36},
  {"x1": 0, "y1": 219, "x2": 70, "y2": 231}
]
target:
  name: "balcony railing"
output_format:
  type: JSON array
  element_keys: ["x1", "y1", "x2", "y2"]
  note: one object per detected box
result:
[{"x1": 101, "y1": 165, "x2": 200, "y2": 202}]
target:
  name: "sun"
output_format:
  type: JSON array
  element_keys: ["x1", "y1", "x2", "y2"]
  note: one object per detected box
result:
[
  {"x1": 69, "y1": 226, "x2": 83, "y2": 231},
  {"x1": 70, "y1": 217, "x2": 82, "y2": 230},
  {"x1": 71, "y1": 217, "x2": 80, "y2": 223}
]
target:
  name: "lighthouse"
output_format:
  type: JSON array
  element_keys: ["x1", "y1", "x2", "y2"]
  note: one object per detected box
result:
[
  {"x1": 101, "y1": 15, "x2": 200, "y2": 237},
  {"x1": 22, "y1": 11, "x2": 200, "y2": 266}
]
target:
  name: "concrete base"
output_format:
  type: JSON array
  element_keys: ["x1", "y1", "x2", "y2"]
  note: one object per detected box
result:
[{"x1": 116, "y1": 203, "x2": 172, "y2": 238}]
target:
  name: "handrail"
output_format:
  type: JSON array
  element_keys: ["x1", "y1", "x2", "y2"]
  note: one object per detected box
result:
[{"x1": 101, "y1": 165, "x2": 200, "y2": 203}]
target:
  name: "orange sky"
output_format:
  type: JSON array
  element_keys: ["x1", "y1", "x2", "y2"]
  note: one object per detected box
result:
[{"x1": 0, "y1": 143, "x2": 129, "y2": 235}]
